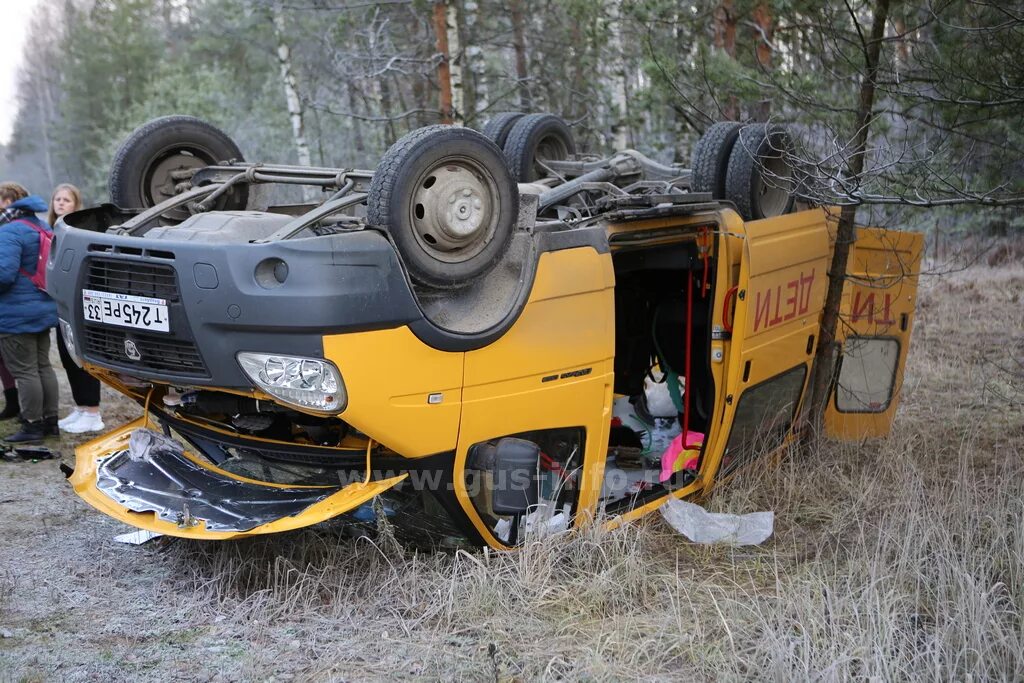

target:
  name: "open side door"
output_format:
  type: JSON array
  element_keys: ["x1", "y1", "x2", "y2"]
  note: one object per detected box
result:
[
  {"x1": 700, "y1": 209, "x2": 832, "y2": 486},
  {"x1": 825, "y1": 227, "x2": 924, "y2": 439}
]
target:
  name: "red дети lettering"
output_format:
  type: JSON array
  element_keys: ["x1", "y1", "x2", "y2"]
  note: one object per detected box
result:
[{"x1": 752, "y1": 268, "x2": 816, "y2": 332}]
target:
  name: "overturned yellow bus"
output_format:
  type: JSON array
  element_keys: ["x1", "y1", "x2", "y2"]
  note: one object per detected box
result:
[{"x1": 48, "y1": 114, "x2": 922, "y2": 548}]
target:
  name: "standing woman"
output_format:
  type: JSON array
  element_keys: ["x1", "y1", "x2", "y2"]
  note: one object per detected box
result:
[
  {"x1": 0, "y1": 181, "x2": 59, "y2": 442},
  {"x1": 50, "y1": 184, "x2": 104, "y2": 434}
]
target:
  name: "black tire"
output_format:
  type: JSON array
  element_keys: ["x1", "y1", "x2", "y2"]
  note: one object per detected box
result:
[
  {"x1": 724, "y1": 124, "x2": 796, "y2": 220},
  {"x1": 366, "y1": 125, "x2": 519, "y2": 289},
  {"x1": 109, "y1": 115, "x2": 247, "y2": 216},
  {"x1": 690, "y1": 121, "x2": 743, "y2": 199},
  {"x1": 479, "y1": 112, "x2": 525, "y2": 149},
  {"x1": 502, "y1": 113, "x2": 576, "y2": 182}
]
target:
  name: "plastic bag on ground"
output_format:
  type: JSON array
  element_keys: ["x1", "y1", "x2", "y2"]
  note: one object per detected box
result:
[{"x1": 660, "y1": 498, "x2": 774, "y2": 546}]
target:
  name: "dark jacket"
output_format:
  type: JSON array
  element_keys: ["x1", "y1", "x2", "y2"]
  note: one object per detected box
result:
[{"x1": 0, "y1": 195, "x2": 57, "y2": 335}]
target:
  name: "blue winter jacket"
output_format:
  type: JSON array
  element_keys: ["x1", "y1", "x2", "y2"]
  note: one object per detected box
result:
[{"x1": 0, "y1": 195, "x2": 58, "y2": 335}]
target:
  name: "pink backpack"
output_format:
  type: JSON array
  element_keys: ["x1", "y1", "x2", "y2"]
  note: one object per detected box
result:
[{"x1": 13, "y1": 219, "x2": 53, "y2": 292}]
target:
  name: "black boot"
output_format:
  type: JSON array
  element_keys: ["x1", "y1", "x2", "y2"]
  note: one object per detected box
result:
[
  {"x1": 0, "y1": 388, "x2": 18, "y2": 420},
  {"x1": 44, "y1": 415, "x2": 59, "y2": 437},
  {"x1": 5, "y1": 419, "x2": 46, "y2": 444}
]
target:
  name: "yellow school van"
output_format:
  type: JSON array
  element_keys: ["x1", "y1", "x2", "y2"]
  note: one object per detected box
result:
[{"x1": 47, "y1": 114, "x2": 922, "y2": 548}]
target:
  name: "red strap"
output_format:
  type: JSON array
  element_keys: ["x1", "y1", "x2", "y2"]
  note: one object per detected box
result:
[
  {"x1": 722, "y1": 286, "x2": 738, "y2": 334},
  {"x1": 10, "y1": 219, "x2": 48, "y2": 278},
  {"x1": 682, "y1": 270, "x2": 693, "y2": 441},
  {"x1": 698, "y1": 226, "x2": 711, "y2": 297}
]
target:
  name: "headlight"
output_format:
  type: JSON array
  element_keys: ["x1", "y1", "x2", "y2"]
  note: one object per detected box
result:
[
  {"x1": 59, "y1": 319, "x2": 82, "y2": 368},
  {"x1": 237, "y1": 352, "x2": 346, "y2": 414}
]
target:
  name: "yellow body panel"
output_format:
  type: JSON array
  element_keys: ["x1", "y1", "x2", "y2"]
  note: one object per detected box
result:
[
  {"x1": 323, "y1": 326, "x2": 464, "y2": 457},
  {"x1": 455, "y1": 247, "x2": 617, "y2": 547},
  {"x1": 70, "y1": 417, "x2": 407, "y2": 540},
  {"x1": 825, "y1": 227, "x2": 924, "y2": 438}
]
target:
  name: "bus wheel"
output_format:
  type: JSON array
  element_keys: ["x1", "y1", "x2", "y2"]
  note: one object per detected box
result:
[
  {"x1": 724, "y1": 124, "x2": 797, "y2": 220},
  {"x1": 367, "y1": 125, "x2": 519, "y2": 289},
  {"x1": 690, "y1": 121, "x2": 743, "y2": 199},
  {"x1": 502, "y1": 113, "x2": 576, "y2": 182},
  {"x1": 109, "y1": 115, "x2": 247, "y2": 219},
  {"x1": 479, "y1": 112, "x2": 525, "y2": 149}
]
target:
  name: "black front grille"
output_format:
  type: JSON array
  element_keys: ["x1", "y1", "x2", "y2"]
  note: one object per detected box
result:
[
  {"x1": 82, "y1": 326, "x2": 208, "y2": 377},
  {"x1": 86, "y1": 258, "x2": 179, "y2": 302}
]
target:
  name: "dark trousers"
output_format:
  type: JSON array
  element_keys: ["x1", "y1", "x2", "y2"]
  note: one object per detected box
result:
[
  {"x1": 0, "y1": 356, "x2": 13, "y2": 390},
  {"x1": 0, "y1": 331, "x2": 59, "y2": 422},
  {"x1": 56, "y1": 332, "x2": 101, "y2": 408}
]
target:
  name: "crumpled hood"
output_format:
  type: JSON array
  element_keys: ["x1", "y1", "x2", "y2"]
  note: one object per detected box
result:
[{"x1": 10, "y1": 195, "x2": 48, "y2": 214}]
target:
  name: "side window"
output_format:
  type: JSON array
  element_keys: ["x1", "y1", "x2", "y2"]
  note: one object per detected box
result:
[
  {"x1": 720, "y1": 365, "x2": 807, "y2": 476},
  {"x1": 834, "y1": 336, "x2": 900, "y2": 413}
]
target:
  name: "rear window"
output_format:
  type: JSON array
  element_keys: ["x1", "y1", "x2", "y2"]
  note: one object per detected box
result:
[{"x1": 835, "y1": 336, "x2": 900, "y2": 413}]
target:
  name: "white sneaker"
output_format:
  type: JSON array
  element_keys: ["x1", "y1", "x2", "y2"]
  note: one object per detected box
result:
[
  {"x1": 58, "y1": 408, "x2": 84, "y2": 430},
  {"x1": 64, "y1": 412, "x2": 105, "y2": 434}
]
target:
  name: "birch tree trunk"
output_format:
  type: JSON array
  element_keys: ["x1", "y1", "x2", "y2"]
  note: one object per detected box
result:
[
  {"x1": 807, "y1": 0, "x2": 892, "y2": 431},
  {"x1": 447, "y1": 0, "x2": 464, "y2": 125},
  {"x1": 36, "y1": 77, "x2": 56, "y2": 188},
  {"x1": 607, "y1": 0, "x2": 630, "y2": 150},
  {"x1": 466, "y1": 0, "x2": 487, "y2": 116},
  {"x1": 271, "y1": 1, "x2": 314, "y2": 198},
  {"x1": 455, "y1": 0, "x2": 477, "y2": 123}
]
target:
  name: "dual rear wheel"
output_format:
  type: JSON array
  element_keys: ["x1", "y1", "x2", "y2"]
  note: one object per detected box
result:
[
  {"x1": 481, "y1": 112, "x2": 576, "y2": 182},
  {"x1": 691, "y1": 122, "x2": 798, "y2": 221}
]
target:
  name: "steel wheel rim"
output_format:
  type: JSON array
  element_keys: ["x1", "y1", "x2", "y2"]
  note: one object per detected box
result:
[
  {"x1": 141, "y1": 144, "x2": 217, "y2": 218},
  {"x1": 409, "y1": 155, "x2": 501, "y2": 264}
]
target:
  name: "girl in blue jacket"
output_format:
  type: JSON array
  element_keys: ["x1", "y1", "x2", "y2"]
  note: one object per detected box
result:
[{"x1": 0, "y1": 182, "x2": 59, "y2": 443}]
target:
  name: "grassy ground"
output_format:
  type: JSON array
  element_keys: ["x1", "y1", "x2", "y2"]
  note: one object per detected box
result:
[{"x1": 1, "y1": 263, "x2": 1021, "y2": 682}]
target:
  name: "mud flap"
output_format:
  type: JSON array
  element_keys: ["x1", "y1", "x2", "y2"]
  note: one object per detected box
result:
[{"x1": 69, "y1": 418, "x2": 406, "y2": 540}]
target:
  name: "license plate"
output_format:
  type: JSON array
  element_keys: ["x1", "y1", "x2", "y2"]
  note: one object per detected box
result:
[{"x1": 82, "y1": 289, "x2": 170, "y2": 332}]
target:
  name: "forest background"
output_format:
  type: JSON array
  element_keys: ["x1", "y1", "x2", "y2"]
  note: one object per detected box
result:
[
  {"x1": 0, "y1": 0, "x2": 1021, "y2": 240},
  {"x1": 0, "y1": 4, "x2": 1021, "y2": 678}
]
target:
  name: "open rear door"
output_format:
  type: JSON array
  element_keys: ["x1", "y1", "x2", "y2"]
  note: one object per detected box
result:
[{"x1": 825, "y1": 227, "x2": 924, "y2": 439}]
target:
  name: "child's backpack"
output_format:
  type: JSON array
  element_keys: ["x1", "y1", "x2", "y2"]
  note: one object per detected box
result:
[{"x1": 13, "y1": 219, "x2": 53, "y2": 292}]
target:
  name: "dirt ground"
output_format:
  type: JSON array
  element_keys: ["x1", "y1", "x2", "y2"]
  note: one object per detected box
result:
[{"x1": 1, "y1": 262, "x2": 1022, "y2": 682}]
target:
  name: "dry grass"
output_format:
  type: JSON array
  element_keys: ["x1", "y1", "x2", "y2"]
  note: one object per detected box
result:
[{"x1": 1, "y1": 263, "x2": 1022, "y2": 682}]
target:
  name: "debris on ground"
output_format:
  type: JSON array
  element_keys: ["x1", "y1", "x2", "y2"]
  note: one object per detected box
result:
[
  {"x1": 0, "y1": 444, "x2": 58, "y2": 463},
  {"x1": 660, "y1": 498, "x2": 774, "y2": 545},
  {"x1": 113, "y1": 529, "x2": 164, "y2": 545}
]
